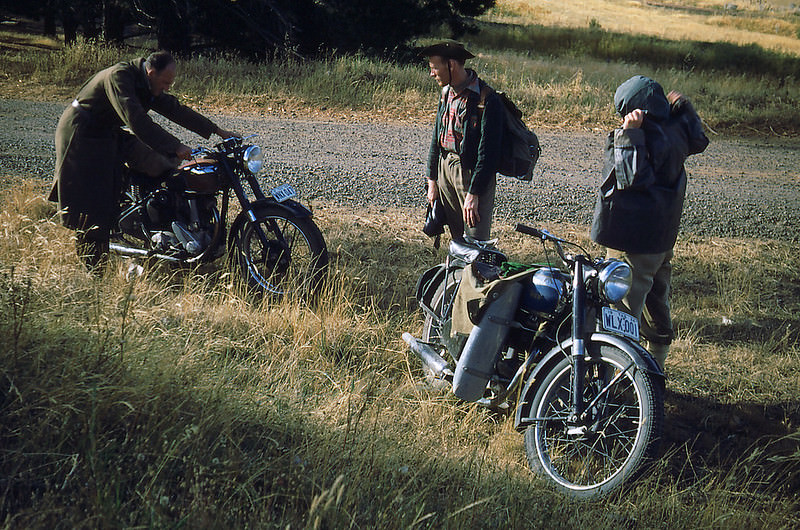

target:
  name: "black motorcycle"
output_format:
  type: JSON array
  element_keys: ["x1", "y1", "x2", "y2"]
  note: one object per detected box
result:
[
  {"x1": 111, "y1": 135, "x2": 328, "y2": 297},
  {"x1": 403, "y1": 224, "x2": 664, "y2": 499}
]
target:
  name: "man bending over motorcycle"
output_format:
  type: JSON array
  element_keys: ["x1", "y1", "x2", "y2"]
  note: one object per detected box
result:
[{"x1": 49, "y1": 50, "x2": 235, "y2": 272}]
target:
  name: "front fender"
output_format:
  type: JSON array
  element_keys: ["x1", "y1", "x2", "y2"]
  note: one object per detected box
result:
[
  {"x1": 247, "y1": 198, "x2": 313, "y2": 220},
  {"x1": 228, "y1": 199, "x2": 312, "y2": 247},
  {"x1": 514, "y1": 333, "x2": 663, "y2": 431}
]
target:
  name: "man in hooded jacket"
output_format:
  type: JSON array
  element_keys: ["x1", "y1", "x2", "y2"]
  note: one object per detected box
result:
[
  {"x1": 49, "y1": 50, "x2": 234, "y2": 271},
  {"x1": 591, "y1": 75, "x2": 709, "y2": 370}
]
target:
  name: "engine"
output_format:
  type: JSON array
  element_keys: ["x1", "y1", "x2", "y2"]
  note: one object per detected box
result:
[{"x1": 118, "y1": 167, "x2": 220, "y2": 256}]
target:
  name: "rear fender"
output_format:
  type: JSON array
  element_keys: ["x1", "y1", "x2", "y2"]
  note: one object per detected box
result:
[
  {"x1": 514, "y1": 333, "x2": 663, "y2": 431},
  {"x1": 415, "y1": 264, "x2": 446, "y2": 310}
]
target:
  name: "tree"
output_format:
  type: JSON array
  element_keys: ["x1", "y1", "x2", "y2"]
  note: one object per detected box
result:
[
  {"x1": 102, "y1": 0, "x2": 128, "y2": 44},
  {"x1": 1, "y1": 0, "x2": 496, "y2": 58},
  {"x1": 295, "y1": 0, "x2": 497, "y2": 57}
]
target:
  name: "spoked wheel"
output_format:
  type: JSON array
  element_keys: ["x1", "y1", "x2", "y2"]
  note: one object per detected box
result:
[
  {"x1": 524, "y1": 344, "x2": 663, "y2": 500},
  {"x1": 421, "y1": 270, "x2": 460, "y2": 344},
  {"x1": 234, "y1": 207, "x2": 328, "y2": 298}
]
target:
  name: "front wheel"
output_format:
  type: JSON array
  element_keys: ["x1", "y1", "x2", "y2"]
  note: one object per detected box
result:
[
  {"x1": 524, "y1": 344, "x2": 663, "y2": 500},
  {"x1": 232, "y1": 207, "x2": 328, "y2": 298}
]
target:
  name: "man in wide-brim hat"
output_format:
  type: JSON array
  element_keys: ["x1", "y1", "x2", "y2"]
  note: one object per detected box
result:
[{"x1": 419, "y1": 41, "x2": 503, "y2": 243}]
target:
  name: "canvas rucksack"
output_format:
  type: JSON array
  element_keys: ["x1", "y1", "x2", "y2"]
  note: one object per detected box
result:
[{"x1": 479, "y1": 86, "x2": 541, "y2": 181}]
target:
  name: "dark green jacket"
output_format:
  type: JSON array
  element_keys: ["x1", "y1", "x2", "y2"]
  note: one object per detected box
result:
[
  {"x1": 49, "y1": 58, "x2": 218, "y2": 230},
  {"x1": 426, "y1": 72, "x2": 504, "y2": 196},
  {"x1": 591, "y1": 76, "x2": 709, "y2": 254}
]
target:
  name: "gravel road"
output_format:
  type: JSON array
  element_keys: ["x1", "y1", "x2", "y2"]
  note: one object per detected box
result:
[{"x1": 2, "y1": 98, "x2": 798, "y2": 242}]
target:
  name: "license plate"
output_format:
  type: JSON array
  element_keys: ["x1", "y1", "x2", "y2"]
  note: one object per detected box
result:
[
  {"x1": 601, "y1": 307, "x2": 640, "y2": 341},
  {"x1": 270, "y1": 183, "x2": 297, "y2": 203}
]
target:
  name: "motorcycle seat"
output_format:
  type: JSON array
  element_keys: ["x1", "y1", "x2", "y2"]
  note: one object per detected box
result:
[{"x1": 448, "y1": 240, "x2": 507, "y2": 266}]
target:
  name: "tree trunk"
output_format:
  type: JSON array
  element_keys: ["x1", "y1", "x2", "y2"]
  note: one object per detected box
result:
[
  {"x1": 102, "y1": 0, "x2": 126, "y2": 44},
  {"x1": 61, "y1": 4, "x2": 78, "y2": 45},
  {"x1": 44, "y1": 1, "x2": 57, "y2": 36},
  {"x1": 156, "y1": 0, "x2": 190, "y2": 53}
]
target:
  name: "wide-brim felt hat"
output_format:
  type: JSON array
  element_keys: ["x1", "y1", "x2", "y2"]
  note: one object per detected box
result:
[{"x1": 417, "y1": 41, "x2": 475, "y2": 61}]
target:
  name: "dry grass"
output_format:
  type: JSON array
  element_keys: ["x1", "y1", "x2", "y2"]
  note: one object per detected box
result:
[
  {"x1": 1, "y1": 179, "x2": 798, "y2": 527},
  {"x1": 489, "y1": 0, "x2": 800, "y2": 55}
]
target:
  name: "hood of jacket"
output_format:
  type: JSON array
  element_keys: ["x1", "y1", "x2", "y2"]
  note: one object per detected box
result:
[{"x1": 614, "y1": 75, "x2": 670, "y2": 122}]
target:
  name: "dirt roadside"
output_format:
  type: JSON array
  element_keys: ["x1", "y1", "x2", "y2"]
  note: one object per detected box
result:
[{"x1": 1, "y1": 97, "x2": 798, "y2": 242}]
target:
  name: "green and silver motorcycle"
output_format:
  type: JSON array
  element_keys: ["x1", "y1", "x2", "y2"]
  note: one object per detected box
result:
[{"x1": 404, "y1": 224, "x2": 664, "y2": 499}]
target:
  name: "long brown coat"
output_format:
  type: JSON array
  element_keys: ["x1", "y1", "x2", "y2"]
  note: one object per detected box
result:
[{"x1": 49, "y1": 58, "x2": 219, "y2": 231}]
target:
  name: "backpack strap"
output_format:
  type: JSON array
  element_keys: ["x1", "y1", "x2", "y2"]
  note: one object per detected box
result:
[{"x1": 477, "y1": 85, "x2": 494, "y2": 115}]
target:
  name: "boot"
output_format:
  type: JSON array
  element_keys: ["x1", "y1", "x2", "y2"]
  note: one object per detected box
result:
[
  {"x1": 76, "y1": 230, "x2": 109, "y2": 276},
  {"x1": 648, "y1": 342, "x2": 669, "y2": 372}
]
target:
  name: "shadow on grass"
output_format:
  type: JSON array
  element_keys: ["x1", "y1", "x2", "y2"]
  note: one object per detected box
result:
[
  {"x1": 659, "y1": 389, "x2": 800, "y2": 497},
  {"x1": 0, "y1": 323, "x2": 571, "y2": 528},
  {"x1": 675, "y1": 316, "x2": 800, "y2": 347}
]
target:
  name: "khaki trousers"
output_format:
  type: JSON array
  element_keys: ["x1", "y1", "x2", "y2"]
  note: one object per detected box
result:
[
  {"x1": 605, "y1": 248, "x2": 675, "y2": 347},
  {"x1": 437, "y1": 152, "x2": 496, "y2": 242}
]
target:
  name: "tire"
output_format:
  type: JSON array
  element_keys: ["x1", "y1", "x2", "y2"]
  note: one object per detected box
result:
[
  {"x1": 524, "y1": 344, "x2": 663, "y2": 500},
  {"x1": 421, "y1": 267, "x2": 461, "y2": 344},
  {"x1": 233, "y1": 207, "x2": 328, "y2": 298},
  {"x1": 419, "y1": 269, "x2": 461, "y2": 389}
]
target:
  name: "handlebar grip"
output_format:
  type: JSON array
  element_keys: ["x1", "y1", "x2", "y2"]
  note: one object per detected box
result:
[{"x1": 515, "y1": 223, "x2": 543, "y2": 238}]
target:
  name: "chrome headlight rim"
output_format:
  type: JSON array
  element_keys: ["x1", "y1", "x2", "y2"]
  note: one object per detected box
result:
[
  {"x1": 243, "y1": 144, "x2": 264, "y2": 174},
  {"x1": 597, "y1": 259, "x2": 632, "y2": 304}
]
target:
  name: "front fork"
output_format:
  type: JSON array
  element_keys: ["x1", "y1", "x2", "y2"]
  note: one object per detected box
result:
[{"x1": 569, "y1": 257, "x2": 589, "y2": 423}]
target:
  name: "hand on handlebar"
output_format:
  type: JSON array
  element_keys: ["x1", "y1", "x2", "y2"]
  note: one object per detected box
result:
[
  {"x1": 215, "y1": 127, "x2": 237, "y2": 139},
  {"x1": 176, "y1": 144, "x2": 192, "y2": 160}
]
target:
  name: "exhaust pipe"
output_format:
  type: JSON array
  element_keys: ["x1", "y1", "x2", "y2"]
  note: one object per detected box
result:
[
  {"x1": 402, "y1": 332, "x2": 451, "y2": 378},
  {"x1": 109, "y1": 243, "x2": 183, "y2": 263}
]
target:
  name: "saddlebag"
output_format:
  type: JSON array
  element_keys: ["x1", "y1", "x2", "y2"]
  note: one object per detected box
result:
[{"x1": 452, "y1": 275, "x2": 523, "y2": 401}]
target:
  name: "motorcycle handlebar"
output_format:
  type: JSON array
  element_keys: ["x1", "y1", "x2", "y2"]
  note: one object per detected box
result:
[
  {"x1": 515, "y1": 224, "x2": 569, "y2": 244},
  {"x1": 515, "y1": 223, "x2": 545, "y2": 239},
  {"x1": 515, "y1": 223, "x2": 574, "y2": 263},
  {"x1": 214, "y1": 134, "x2": 259, "y2": 153}
]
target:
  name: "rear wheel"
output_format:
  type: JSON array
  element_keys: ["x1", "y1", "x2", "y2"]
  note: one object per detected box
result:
[
  {"x1": 420, "y1": 268, "x2": 461, "y2": 388},
  {"x1": 524, "y1": 344, "x2": 663, "y2": 500},
  {"x1": 233, "y1": 207, "x2": 328, "y2": 298},
  {"x1": 421, "y1": 268, "x2": 461, "y2": 343}
]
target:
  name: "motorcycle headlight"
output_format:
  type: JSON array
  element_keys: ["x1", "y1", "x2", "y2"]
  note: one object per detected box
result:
[
  {"x1": 243, "y1": 145, "x2": 264, "y2": 174},
  {"x1": 597, "y1": 259, "x2": 632, "y2": 303}
]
